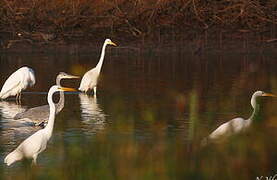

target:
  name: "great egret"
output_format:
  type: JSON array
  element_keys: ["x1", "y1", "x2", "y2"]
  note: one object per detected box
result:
[
  {"x1": 14, "y1": 72, "x2": 79, "y2": 126},
  {"x1": 79, "y1": 39, "x2": 117, "y2": 95},
  {"x1": 205, "y1": 91, "x2": 276, "y2": 143},
  {"x1": 4, "y1": 85, "x2": 76, "y2": 166},
  {"x1": 0, "y1": 67, "x2": 35, "y2": 102}
]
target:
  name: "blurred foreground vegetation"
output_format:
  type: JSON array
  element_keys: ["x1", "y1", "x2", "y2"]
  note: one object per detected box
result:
[{"x1": 0, "y1": 48, "x2": 276, "y2": 179}]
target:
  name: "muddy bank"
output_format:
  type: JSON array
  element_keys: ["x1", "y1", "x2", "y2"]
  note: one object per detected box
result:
[
  {"x1": 0, "y1": 28, "x2": 276, "y2": 55},
  {"x1": 0, "y1": 0, "x2": 276, "y2": 53}
]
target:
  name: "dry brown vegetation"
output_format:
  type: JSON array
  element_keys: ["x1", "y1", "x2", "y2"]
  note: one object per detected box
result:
[{"x1": 0, "y1": 0, "x2": 276, "y2": 46}]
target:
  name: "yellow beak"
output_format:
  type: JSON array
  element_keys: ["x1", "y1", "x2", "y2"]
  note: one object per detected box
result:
[
  {"x1": 262, "y1": 93, "x2": 277, "y2": 97},
  {"x1": 65, "y1": 75, "x2": 80, "y2": 79},
  {"x1": 108, "y1": 41, "x2": 117, "y2": 46},
  {"x1": 59, "y1": 87, "x2": 77, "y2": 92}
]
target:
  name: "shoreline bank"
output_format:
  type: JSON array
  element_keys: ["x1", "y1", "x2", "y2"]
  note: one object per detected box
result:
[{"x1": 0, "y1": 28, "x2": 276, "y2": 55}]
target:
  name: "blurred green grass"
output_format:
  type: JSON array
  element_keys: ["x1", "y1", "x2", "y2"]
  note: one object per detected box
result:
[{"x1": 0, "y1": 51, "x2": 276, "y2": 180}]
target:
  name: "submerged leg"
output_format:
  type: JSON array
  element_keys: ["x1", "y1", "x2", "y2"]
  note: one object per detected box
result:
[
  {"x1": 93, "y1": 87, "x2": 97, "y2": 96},
  {"x1": 32, "y1": 154, "x2": 38, "y2": 166},
  {"x1": 18, "y1": 93, "x2": 22, "y2": 104},
  {"x1": 16, "y1": 94, "x2": 19, "y2": 104}
]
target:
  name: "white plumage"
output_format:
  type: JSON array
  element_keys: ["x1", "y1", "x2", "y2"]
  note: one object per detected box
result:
[
  {"x1": 205, "y1": 91, "x2": 276, "y2": 143},
  {"x1": 0, "y1": 67, "x2": 35, "y2": 100},
  {"x1": 208, "y1": 117, "x2": 250, "y2": 140},
  {"x1": 79, "y1": 70, "x2": 99, "y2": 94},
  {"x1": 4, "y1": 85, "x2": 76, "y2": 166},
  {"x1": 4, "y1": 129, "x2": 48, "y2": 166},
  {"x1": 79, "y1": 39, "x2": 117, "y2": 95}
]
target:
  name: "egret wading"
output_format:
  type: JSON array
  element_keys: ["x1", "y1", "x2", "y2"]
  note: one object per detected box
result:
[
  {"x1": 4, "y1": 85, "x2": 76, "y2": 166},
  {"x1": 203, "y1": 91, "x2": 276, "y2": 144},
  {"x1": 0, "y1": 67, "x2": 35, "y2": 102},
  {"x1": 79, "y1": 39, "x2": 117, "y2": 95},
  {"x1": 14, "y1": 72, "x2": 79, "y2": 126}
]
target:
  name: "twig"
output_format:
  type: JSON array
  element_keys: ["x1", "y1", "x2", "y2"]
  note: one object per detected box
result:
[{"x1": 266, "y1": 38, "x2": 277, "y2": 43}]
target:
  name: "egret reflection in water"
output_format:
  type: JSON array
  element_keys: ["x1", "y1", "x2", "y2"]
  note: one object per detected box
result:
[
  {"x1": 0, "y1": 101, "x2": 40, "y2": 149},
  {"x1": 0, "y1": 100, "x2": 35, "y2": 128},
  {"x1": 0, "y1": 101, "x2": 26, "y2": 119},
  {"x1": 79, "y1": 93, "x2": 106, "y2": 134}
]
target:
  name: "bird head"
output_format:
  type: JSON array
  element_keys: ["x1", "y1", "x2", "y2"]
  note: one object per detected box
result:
[
  {"x1": 56, "y1": 72, "x2": 79, "y2": 85},
  {"x1": 251, "y1": 91, "x2": 276, "y2": 108},
  {"x1": 252, "y1": 91, "x2": 276, "y2": 98},
  {"x1": 50, "y1": 85, "x2": 77, "y2": 92},
  {"x1": 105, "y1": 39, "x2": 117, "y2": 46},
  {"x1": 58, "y1": 72, "x2": 80, "y2": 80}
]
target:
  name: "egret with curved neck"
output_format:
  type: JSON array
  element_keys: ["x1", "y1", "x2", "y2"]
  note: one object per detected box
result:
[
  {"x1": 4, "y1": 85, "x2": 76, "y2": 166},
  {"x1": 79, "y1": 39, "x2": 117, "y2": 95},
  {"x1": 206, "y1": 91, "x2": 276, "y2": 142},
  {"x1": 56, "y1": 72, "x2": 79, "y2": 112},
  {"x1": 13, "y1": 72, "x2": 79, "y2": 126}
]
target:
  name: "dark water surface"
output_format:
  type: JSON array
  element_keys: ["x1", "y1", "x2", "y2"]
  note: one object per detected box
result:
[{"x1": 0, "y1": 48, "x2": 276, "y2": 179}]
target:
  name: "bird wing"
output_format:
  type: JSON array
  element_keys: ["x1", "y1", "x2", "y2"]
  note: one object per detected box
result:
[
  {"x1": 0, "y1": 72, "x2": 22, "y2": 99},
  {"x1": 208, "y1": 117, "x2": 245, "y2": 140},
  {"x1": 79, "y1": 69, "x2": 98, "y2": 91},
  {"x1": 14, "y1": 104, "x2": 50, "y2": 124},
  {"x1": 0, "y1": 67, "x2": 36, "y2": 99},
  {"x1": 17, "y1": 130, "x2": 47, "y2": 158}
]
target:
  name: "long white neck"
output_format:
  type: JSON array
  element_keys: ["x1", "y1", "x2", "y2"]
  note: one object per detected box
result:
[
  {"x1": 56, "y1": 77, "x2": 64, "y2": 113},
  {"x1": 249, "y1": 94, "x2": 260, "y2": 121},
  {"x1": 95, "y1": 42, "x2": 108, "y2": 73},
  {"x1": 44, "y1": 89, "x2": 57, "y2": 140}
]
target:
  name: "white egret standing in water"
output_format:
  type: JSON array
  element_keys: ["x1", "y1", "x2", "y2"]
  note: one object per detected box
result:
[
  {"x1": 4, "y1": 85, "x2": 76, "y2": 166},
  {"x1": 204, "y1": 91, "x2": 276, "y2": 143},
  {"x1": 14, "y1": 72, "x2": 79, "y2": 126},
  {"x1": 79, "y1": 39, "x2": 117, "y2": 95},
  {"x1": 0, "y1": 67, "x2": 35, "y2": 102}
]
